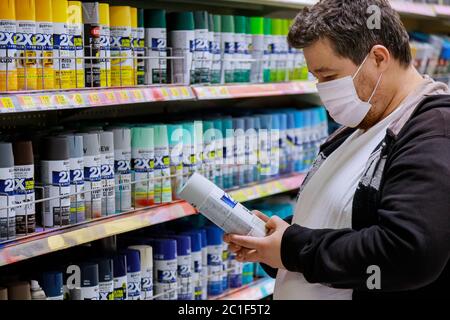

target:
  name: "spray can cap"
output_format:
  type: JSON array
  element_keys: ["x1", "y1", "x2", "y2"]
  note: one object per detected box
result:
[
  {"x1": 294, "y1": 111, "x2": 304, "y2": 128},
  {"x1": 234, "y1": 16, "x2": 246, "y2": 34},
  {"x1": 36, "y1": 0, "x2": 52, "y2": 22},
  {"x1": 81, "y1": 2, "x2": 99, "y2": 24},
  {"x1": 80, "y1": 262, "x2": 99, "y2": 287},
  {"x1": 168, "y1": 124, "x2": 183, "y2": 147},
  {"x1": 221, "y1": 15, "x2": 234, "y2": 33},
  {"x1": 13, "y1": 141, "x2": 33, "y2": 166},
  {"x1": 124, "y1": 249, "x2": 141, "y2": 273},
  {"x1": 110, "y1": 6, "x2": 131, "y2": 28},
  {"x1": 16, "y1": 0, "x2": 36, "y2": 20},
  {"x1": 208, "y1": 13, "x2": 214, "y2": 32},
  {"x1": 130, "y1": 7, "x2": 137, "y2": 28},
  {"x1": 99, "y1": 3, "x2": 109, "y2": 25},
  {"x1": 319, "y1": 107, "x2": 328, "y2": 122},
  {"x1": 167, "y1": 11, "x2": 194, "y2": 31},
  {"x1": 250, "y1": 17, "x2": 263, "y2": 35},
  {"x1": 169, "y1": 235, "x2": 191, "y2": 256},
  {"x1": 111, "y1": 127, "x2": 131, "y2": 152},
  {"x1": 41, "y1": 136, "x2": 69, "y2": 161},
  {"x1": 287, "y1": 112, "x2": 295, "y2": 129},
  {"x1": 128, "y1": 245, "x2": 153, "y2": 269},
  {"x1": 259, "y1": 114, "x2": 272, "y2": 130},
  {"x1": 253, "y1": 116, "x2": 261, "y2": 130},
  {"x1": 97, "y1": 257, "x2": 113, "y2": 282},
  {"x1": 271, "y1": 18, "x2": 282, "y2": 36},
  {"x1": 99, "y1": 131, "x2": 114, "y2": 154},
  {"x1": 263, "y1": 18, "x2": 272, "y2": 35},
  {"x1": 213, "y1": 15, "x2": 221, "y2": 33},
  {"x1": 131, "y1": 126, "x2": 154, "y2": 149},
  {"x1": 182, "y1": 122, "x2": 195, "y2": 145},
  {"x1": 180, "y1": 231, "x2": 202, "y2": 252},
  {"x1": 151, "y1": 238, "x2": 177, "y2": 260},
  {"x1": 0, "y1": 0, "x2": 15, "y2": 20},
  {"x1": 244, "y1": 117, "x2": 255, "y2": 131},
  {"x1": 66, "y1": 134, "x2": 83, "y2": 159},
  {"x1": 199, "y1": 229, "x2": 207, "y2": 248},
  {"x1": 271, "y1": 113, "x2": 281, "y2": 130},
  {"x1": 81, "y1": 133, "x2": 101, "y2": 156},
  {"x1": 144, "y1": 9, "x2": 165, "y2": 28},
  {"x1": 221, "y1": 118, "x2": 233, "y2": 137},
  {"x1": 113, "y1": 253, "x2": 127, "y2": 277},
  {"x1": 153, "y1": 124, "x2": 169, "y2": 148},
  {"x1": 41, "y1": 271, "x2": 63, "y2": 298},
  {"x1": 137, "y1": 8, "x2": 144, "y2": 28},
  {"x1": 206, "y1": 226, "x2": 224, "y2": 246},
  {"x1": 68, "y1": 1, "x2": 82, "y2": 25},
  {"x1": 194, "y1": 11, "x2": 208, "y2": 30},
  {"x1": 279, "y1": 113, "x2": 288, "y2": 130}
]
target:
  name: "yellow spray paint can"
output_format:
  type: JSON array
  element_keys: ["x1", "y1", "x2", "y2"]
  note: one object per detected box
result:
[
  {"x1": 35, "y1": 0, "x2": 54, "y2": 90},
  {"x1": 52, "y1": 0, "x2": 71, "y2": 89},
  {"x1": 15, "y1": 0, "x2": 37, "y2": 90},
  {"x1": 68, "y1": 1, "x2": 84, "y2": 88},
  {"x1": 130, "y1": 7, "x2": 138, "y2": 86},
  {"x1": 0, "y1": 0, "x2": 18, "y2": 91},
  {"x1": 110, "y1": 6, "x2": 133, "y2": 87},
  {"x1": 99, "y1": 3, "x2": 110, "y2": 87}
]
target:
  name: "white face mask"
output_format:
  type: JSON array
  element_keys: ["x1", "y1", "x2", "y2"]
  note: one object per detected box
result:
[{"x1": 316, "y1": 55, "x2": 383, "y2": 128}]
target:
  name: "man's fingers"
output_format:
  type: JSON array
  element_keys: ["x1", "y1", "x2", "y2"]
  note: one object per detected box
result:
[
  {"x1": 228, "y1": 243, "x2": 242, "y2": 253},
  {"x1": 253, "y1": 210, "x2": 270, "y2": 223},
  {"x1": 237, "y1": 249, "x2": 260, "y2": 263},
  {"x1": 227, "y1": 234, "x2": 261, "y2": 249}
]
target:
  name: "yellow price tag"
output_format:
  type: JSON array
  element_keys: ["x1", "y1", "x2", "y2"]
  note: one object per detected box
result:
[
  {"x1": 72, "y1": 94, "x2": 83, "y2": 106},
  {"x1": 39, "y1": 95, "x2": 51, "y2": 108},
  {"x1": 55, "y1": 94, "x2": 68, "y2": 106},
  {"x1": 132, "y1": 89, "x2": 144, "y2": 101},
  {"x1": 160, "y1": 88, "x2": 169, "y2": 99},
  {"x1": 0, "y1": 97, "x2": 14, "y2": 109},
  {"x1": 209, "y1": 87, "x2": 218, "y2": 96},
  {"x1": 21, "y1": 96, "x2": 35, "y2": 108},
  {"x1": 170, "y1": 87, "x2": 180, "y2": 98},
  {"x1": 180, "y1": 87, "x2": 190, "y2": 98},
  {"x1": 104, "y1": 91, "x2": 116, "y2": 103},
  {"x1": 89, "y1": 93, "x2": 101, "y2": 104},
  {"x1": 219, "y1": 87, "x2": 229, "y2": 96},
  {"x1": 119, "y1": 90, "x2": 130, "y2": 102}
]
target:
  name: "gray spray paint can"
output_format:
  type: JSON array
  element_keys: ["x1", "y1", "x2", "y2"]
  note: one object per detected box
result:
[
  {"x1": 81, "y1": 133, "x2": 102, "y2": 219},
  {"x1": 66, "y1": 134, "x2": 85, "y2": 223},
  {"x1": 13, "y1": 141, "x2": 35, "y2": 234},
  {"x1": 0, "y1": 143, "x2": 16, "y2": 240},
  {"x1": 98, "y1": 131, "x2": 115, "y2": 215},
  {"x1": 41, "y1": 137, "x2": 71, "y2": 227},
  {"x1": 112, "y1": 127, "x2": 132, "y2": 212}
]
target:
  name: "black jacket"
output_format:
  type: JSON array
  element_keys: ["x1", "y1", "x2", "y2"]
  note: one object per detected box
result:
[{"x1": 263, "y1": 95, "x2": 450, "y2": 299}]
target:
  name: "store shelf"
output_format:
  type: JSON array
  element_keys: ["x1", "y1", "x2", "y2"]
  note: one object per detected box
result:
[
  {"x1": 0, "y1": 173, "x2": 305, "y2": 267},
  {"x1": 0, "y1": 82, "x2": 316, "y2": 114},
  {"x1": 211, "y1": 277, "x2": 275, "y2": 300},
  {"x1": 193, "y1": 81, "x2": 317, "y2": 100}
]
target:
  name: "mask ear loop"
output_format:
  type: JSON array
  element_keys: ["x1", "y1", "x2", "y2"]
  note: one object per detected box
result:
[
  {"x1": 367, "y1": 73, "x2": 383, "y2": 104},
  {"x1": 352, "y1": 54, "x2": 370, "y2": 80}
]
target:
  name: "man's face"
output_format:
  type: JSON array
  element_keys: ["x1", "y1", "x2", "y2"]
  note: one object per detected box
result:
[{"x1": 304, "y1": 38, "x2": 386, "y2": 128}]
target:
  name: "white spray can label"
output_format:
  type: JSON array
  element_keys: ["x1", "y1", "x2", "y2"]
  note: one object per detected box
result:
[
  {"x1": 211, "y1": 31, "x2": 221, "y2": 83},
  {"x1": 193, "y1": 28, "x2": 211, "y2": 83},
  {"x1": 145, "y1": 28, "x2": 166, "y2": 84},
  {"x1": 100, "y1": 151, "x2": 115, "y2": 215},
  {"x1": 53, "y1": 22, "x2": 72, "y2": 89},
  {"x1": 127, "y1": 271, "x2": 141, "y2": 300},
  {"x1": 201, "y1": 247, "x2": 208, "y2": 300},
  {"x1": 114, "y1": 149, "x2": 132, "y2": 212},
  {"x1": 221, "y1": 32, "x2": 234, "y2": 83},
  {"x1": 170, "y1": 30, "x2": 194, "y2": 84},
  {"x1": 41, "y1": 160, "x2": 71, "y2": 227},
  {"x1": 207, "y1": 244, "x2": 223, "y2": 294},
  {"x1": 36, "y1": 21, "x2": 54, "y2": 89},
  {"x1": 191, "y1": 250, "x2": 202, "y2": 300},
  {"x1": 154, "y1": 146, "x2": 171, "y2": 204},
  {"x1": 81, "y1": 285, "x2": 99, "y2": 300},
  {"x1": 84, "y1": 155, "x2": 102, "y2": 219},
  {"x1": 140, "y1": 267, "x2": 153, "y2": 300},
  {"x1": 154, "y1": 258, "x2": 178, "y2": 300},
  {"x1": 99, "y1": 280, "x2": 114, "y2": 300},
  {"x1": 0, "y1": 167, "x2": 15, "y2": 240},
  {"x1": 69, "y1": 156, "x2": 85, "y2": 223},
  {"x1": 14, "y1": 164, "x2": 35, "y2": 234},
  {"x1": 177, "y1": 254, "x2": 193, "y2": 300},
  {"x1": 132, "y1": 148, "x2": 154, "y2": 208}
]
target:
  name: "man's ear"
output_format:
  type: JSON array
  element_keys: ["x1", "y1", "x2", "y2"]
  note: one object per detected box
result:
[{"x1": 371, "y1": 45, "x2": 390, "y2": 72}]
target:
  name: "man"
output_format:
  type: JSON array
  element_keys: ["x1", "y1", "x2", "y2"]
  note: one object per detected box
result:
[{"x1": 224, "y1": 0, "x2": 449, "y2": 299}]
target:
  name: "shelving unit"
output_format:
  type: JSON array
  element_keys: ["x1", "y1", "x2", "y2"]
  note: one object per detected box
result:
[
  {"x1": 0, "y1": 173, "x2": 305, "y2": 267},
  {"x1": 212, "y1": 277, "x2": 275, "y2": 300}
]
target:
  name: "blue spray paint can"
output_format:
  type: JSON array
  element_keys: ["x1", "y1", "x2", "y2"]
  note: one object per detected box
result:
[
  {"x1": 152, "y1": 239, "x2": 178, "y2": 300},
  {"x1": 181, "y1": 230, "x2": 203, "y2": 300},
  {"x1": 125, "y1": 249, "x2": 141, "y2": 300},
  {"x1": 293, "y1": 111, "x2": 304, "y2": 172},
  {"x1": 169, "y1": 235, "x2": 193, "y2": 300},
  {"x1": 80, "y1": 262, "x2": 99, "y2": 300},
  {"x1": 286, "y1": 111, "x2": 296, "y2": 173},
  {"x1": 206, "y1": 226, "x2": 223, "y2": 296},
  {"x1": 199, "y1": 229, "x2": 208, "y2": 300},
  {"x1": 113, "y1": 253, "x2": 128, "y2": 300},
  {"x1": 41, "y1": 271, "x2": 64, "y2": 300}
]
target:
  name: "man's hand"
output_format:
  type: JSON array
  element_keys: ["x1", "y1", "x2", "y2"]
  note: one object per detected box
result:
[{"x1": 223, "y1": 210, "x2": 290, "y2": 270}]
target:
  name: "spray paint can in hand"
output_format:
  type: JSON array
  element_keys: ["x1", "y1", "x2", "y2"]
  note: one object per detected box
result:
[
  {"x1": 97, "y1": 257, "x2": 114, "y2": 300},
  {"x1": 82, "y1": 2, "x2": 101, "y2": 88},
  {"x1": 81, "y1": 133, "x2": 102, "y2": 219},
  {"x1": 131, "y1": 126, "x2": 155, "y2": 208},
  {"x1": 66, "y1": 134, "x2": 85, "y2": 223},
  {"x1": 0, "y1": 143, "x2": 15, "y2": 241},
  {"x1": 113, "y1": 253, "x2": 127, "y2": 300},
  {"x1": 41, "y1": 271, "x2": 64, "y2": 300},
  {"x1": 80, "y1": 262, "x2": 99, "y2": 300},
  {"x1": 0, "y1": 0, "x2": 18, "y2": 91},
  {"x1": 153, "y1": 125, "x2": 172, "y2": 204},
  {"x1": 152, "y1": 239, "x2": 178, "y2": 300},
  {"x1": 129, "y1": 245, "x2": 153, "y2": 300},
  {"x1": 36, "y1": 0, "x2": 54, "y2": 89},
  {"x1": 144, "y1": 9, "x2": 166, "y2": 84},
  {"x1": 16, "y1": 0, "x2": 38, "y2": 90},
  {"x1": 112, "y1": 127, "x2": 132, "y2": 212},
  {"x1": 125, "y1": 248, "x2": 141, "y2": 300},
  {"x1": 13, "y1": 141, "x2": 35, "y2": 235}
]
